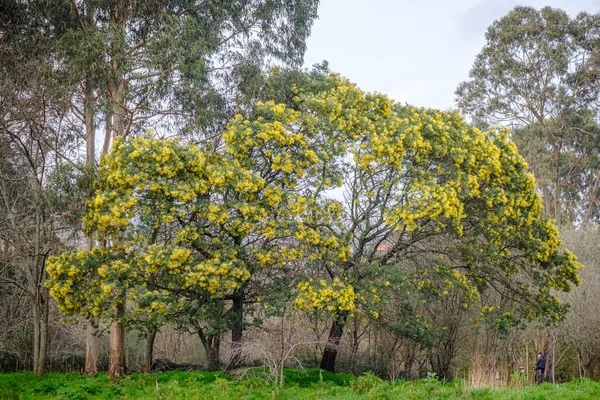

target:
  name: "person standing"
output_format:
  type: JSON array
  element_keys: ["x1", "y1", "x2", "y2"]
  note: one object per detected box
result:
[{"x1": 534, "y1": 353, "x2": 546, "y2": 384}]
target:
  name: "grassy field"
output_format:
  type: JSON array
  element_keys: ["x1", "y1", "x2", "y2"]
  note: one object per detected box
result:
[{"x1": 1, "y1": 369, "x2": 599, "y2": 399}]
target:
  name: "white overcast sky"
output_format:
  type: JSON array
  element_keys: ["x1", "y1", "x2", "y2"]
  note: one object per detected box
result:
[{"x1": 303, "y1": 0, "x2": 600, "y2": 111}]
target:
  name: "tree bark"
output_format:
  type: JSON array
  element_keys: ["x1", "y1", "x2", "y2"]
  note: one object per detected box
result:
[
  {"x1": 32, "y1": 297, "x2": 40, "y2": 374},
  {"x1": 538, "y1": 330, "x2": 554, "y2": 383},
  {"x1": 228, "y1": 293, "x2": 244, "y2": 370},
  {"x1": 38, "y1": 289, "x2": 48, "y2": 375},
  {"x1": 31, "y1": 205, "x2": 48, "y2": 375},
  {"x1": 198, "y1": 328, "x2": 221, "y2": 371},
  {"x1": 320, "y1": 312, "x2": 349, "y2": 373},
  {"x1": 31, "y1": 286, "x2": 49, "y2": 375},
  {"x1": 84, "y1": 235, "x2": 101, "y2": 374},
  {"x1": 553, "y1": 147, "x2": 561, "y2": 226},
  {"x1": 85, "y1": 319, "x2": 101, "y2": 374},
  {"x1": 144, "y1": 328, "x2": 157, "y2": 373},
  {"x1": 582, "y1": 170, "x2": 600, "y2": 225},
  {"x1": 84, "y1": 83, "x2": 95, "y2": 167},
  {"x1": 108, "y1": 302, "x2": 126, "y2": 378}
]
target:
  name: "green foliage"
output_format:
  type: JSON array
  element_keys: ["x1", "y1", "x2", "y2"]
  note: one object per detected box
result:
[
  {"x1": 350, "y1": 371, "x2": 382, "y2": 393},
  {"x1": 46, "y1": 71, "x2": 370, "y2": 345},
  {"x1": 45, "y1": 70, "x2": 582, "y2": 374},
  {"x1": 456, "y1": 5, "x2": 600, "y2": 225},
  {"x1": 3, "y1": 371, "x2": 600, "y2": 399}
]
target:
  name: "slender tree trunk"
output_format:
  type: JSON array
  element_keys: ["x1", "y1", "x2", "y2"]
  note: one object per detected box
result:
[
  {"x1": 582, "y1": 170, "x2": 600, "y2": 225},
  {"x1": 228, "y1": 293, "x2": 244, "y2": 370},
  {"x1": 83, "y1": 80, "x2": 102, "y2": 375},
  {"x1": 84, "y1": 236, "x2": 101, "y2": 374},
  {"x1": 32, "y1": 297, "x2": 40, "y2": 374},
  {"x1": 553, "y1": 147, "x2": 561, "y2": 226},
  {"x1": 102, "y1": 110, "x2": 113, "y2": 155},
  {"x1": 38, "y1": 289, "x2": 48, "y2": 374},
  {"x1": 144, "y1": 328, "x2": 157, "y2": 373},
  {"x1": 320, "y1": 311, "x2": 349, "y2": 373},
  {"x1": 542, "y1": 185, "x2": 552, "y2": 218},
  {"x1": 84, "y1": 84, "x2": 95, "y2": 167},
  {"x1": 31, "y1": 206, "x2": 48, "y2": 375},
  {"x1": 108, "y1": 301, "x2": 126, "y2": 378}
]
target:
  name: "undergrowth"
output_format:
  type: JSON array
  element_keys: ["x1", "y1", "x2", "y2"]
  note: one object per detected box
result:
[{"x1": 1, "y1": 369, "x2": 599, "y2": 399}]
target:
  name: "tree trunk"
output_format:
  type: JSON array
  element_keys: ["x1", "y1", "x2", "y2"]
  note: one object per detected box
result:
[
  {"x1": 144, "y1": 328, "x2": 157, "y2": 373},
  {"x1": 542, "y1": 185, "x2": 552, "y2": 218},
  {"x1": 32, "y1": 297, "x2": 40, "y2": 374},
  {"x1": 320, "y1": 311, "x2": 349, "y2": 373},
  {"x1": 553, "y1": 147, "x2": 561, "y2": 226},
  {"x1": 538, "y1": 330, "x2": 554, "y2": 383},
  {"x1": 84, "y1": 235, "x2": 101, "y2": 374},
  {"x1": 38, "y1": 289, "x2": 48, "y2": 374},
  {"x1": 84, "y1": 84, "x2": 95, "y2": 167},
  {"x1": 198, "y1": 328, "x2": 221, "y2": 371},
  {"x1": 228, "y1": 293, "x2": 244, "y2": 370},
  {"x1": 31, "y1": 287, "x2": 49, "y2": 375},
  {"x1": 582, "y1": 170, "x2": 600, "y2": 225},
  {"x1": 84, "y1": 77, "x2": 101, "y2": 375},
  {"x1": 85, "y1": 319, "x2": 101, "y2": 374},
  {"x1": 31, "y1": 204, "x2": 48, "y2": 376},
  {"x1": 108, "y1": 302, "x2": 126, "y2": 378}
]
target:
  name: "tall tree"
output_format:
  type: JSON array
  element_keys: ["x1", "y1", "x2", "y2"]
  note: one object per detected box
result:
[
  {"x1": 0, "y1": 2, "x2": 77, "y2": 372},
  {"x1": 3, "y1": 0, "x2": 321, "y2": 376},
  {"x1": 45, "y1": 71, "x2": 366, "y2": 374},
  {"x1": 455, "y1": 6, "x2": 600, "y2": 226},
  {"x1": 296, "y1": 100, "x2": 582, "y2": 372}
]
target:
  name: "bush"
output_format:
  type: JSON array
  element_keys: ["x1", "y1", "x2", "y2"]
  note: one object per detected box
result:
[{"x1": 350, "y1": 371, "x2": 382, "y2": 394}]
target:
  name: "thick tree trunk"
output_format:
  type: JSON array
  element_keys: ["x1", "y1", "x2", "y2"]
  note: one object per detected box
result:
[
  {"x1": 108, "y1": 302, "x2": 126, "y2": 378},
  {"x1": 198, "y1": 328, "x2": 221, "y2": 371},
  {"x1": 144, "y1": 328, "x2": 157, "y2": 373},
  {"x1": 228, "y1": 294, "x2": 244, "y2": 370},
  {"x1": 207, "y1": 336, "x2": 221, "y2": 371},
  {"x1": 31, "y1": 288, "x2": 49, "y2": 375},
  {"x1": 85, "y1": 319, "x2": 100, "y2": 374},
  {"x1": 109, "y1": 79, "x2": 127, "y2": 139},
  {"x1": 320, "y1": 312, "x2": 349, "y2": 373}
]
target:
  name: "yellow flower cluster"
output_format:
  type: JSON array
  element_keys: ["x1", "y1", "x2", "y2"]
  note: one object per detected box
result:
[
  {"x1": 295, "y1": 277, "x2": 356, "y2": 312},
  {"x1": 184, "y1": 259, "x2": 250, "y2": 296}
]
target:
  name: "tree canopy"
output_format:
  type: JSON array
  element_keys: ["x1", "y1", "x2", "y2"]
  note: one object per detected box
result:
[
  {"x1": 47, "y1": 70, "x2": 581, "y2": 373},
  {"x1": 455, "y1": 6, "x2": 600, "y2": 226}
]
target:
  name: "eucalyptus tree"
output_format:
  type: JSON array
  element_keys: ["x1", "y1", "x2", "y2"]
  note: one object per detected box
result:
[
  {"x1": 3, "y1": 0, "x2": 321, "y2": 375},
  {"x1": 455, "y1": 6, "x2": 600, "y2": 226}
]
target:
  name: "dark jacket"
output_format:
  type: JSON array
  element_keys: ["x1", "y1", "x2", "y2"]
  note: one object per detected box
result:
[{"x1": 535, "y1": 355, "x2": 546, "y2": 370}]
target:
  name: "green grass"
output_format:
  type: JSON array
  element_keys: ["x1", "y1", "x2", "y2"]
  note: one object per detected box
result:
[{"x1": 1, "y1": 369, "x2": 599, "y2": 399}]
